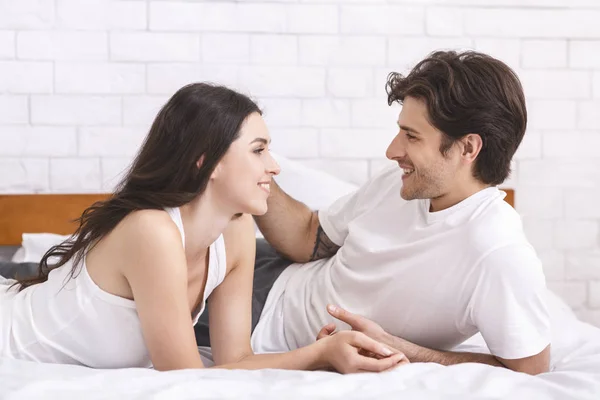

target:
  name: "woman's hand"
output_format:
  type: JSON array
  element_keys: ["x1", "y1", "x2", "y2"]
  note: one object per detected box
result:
[{"x1": 315, "y1": 330, "x2": 409, "y2": 373}]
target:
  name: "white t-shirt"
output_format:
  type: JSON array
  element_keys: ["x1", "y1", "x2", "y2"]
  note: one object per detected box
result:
[{"x1": 251, "y1": 166, "x2": 551, "y2": 360}]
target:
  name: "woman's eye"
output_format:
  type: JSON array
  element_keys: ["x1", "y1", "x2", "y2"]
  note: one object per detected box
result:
[{"x1": 254, "y1": 148, "x2": 265, "y2": 154}]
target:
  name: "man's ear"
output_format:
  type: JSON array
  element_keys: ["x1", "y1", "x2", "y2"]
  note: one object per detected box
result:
[{"x1": 461, "y1": 134, "x2": 483, "y2": 163}]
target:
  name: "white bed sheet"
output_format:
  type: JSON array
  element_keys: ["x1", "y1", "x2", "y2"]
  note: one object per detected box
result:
[
  {"x1": 3, "y1": 156, "x2": 599, "y2": 399},
  {"x1": 1, "y1": 291, "x2": 599, "y2": 400}
]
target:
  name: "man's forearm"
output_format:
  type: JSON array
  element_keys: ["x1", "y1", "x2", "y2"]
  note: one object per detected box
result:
[
  {"x1": 254, "y1": 179, "x2": 316, "y2": 262},
  {"x1": 381, "y1": 332, "x2": 505, "y2": 368}
]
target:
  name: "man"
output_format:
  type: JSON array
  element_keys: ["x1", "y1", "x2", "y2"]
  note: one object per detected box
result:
[{"x1": 196, "y1": 50, "x2": 550, "y2": 375}]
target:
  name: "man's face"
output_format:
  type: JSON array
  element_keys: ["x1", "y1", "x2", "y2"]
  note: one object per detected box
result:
[{"x1": 385, "y1": 96, "x2": 462, "y2": 202}]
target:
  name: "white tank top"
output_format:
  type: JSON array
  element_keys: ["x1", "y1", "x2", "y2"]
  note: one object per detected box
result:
[{"x1": 0, "y1": 207, "x2": 227, "y2": 368}]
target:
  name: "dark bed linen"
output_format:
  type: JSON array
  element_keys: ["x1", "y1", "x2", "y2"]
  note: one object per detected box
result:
[{"x1": 0, "y1": 261, "x2": 38, "y2": 280}]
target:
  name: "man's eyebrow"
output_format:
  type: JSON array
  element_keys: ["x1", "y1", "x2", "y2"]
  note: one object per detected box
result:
[{"x1": 398, "y1": 123, "x2": 421, "y2": 135}]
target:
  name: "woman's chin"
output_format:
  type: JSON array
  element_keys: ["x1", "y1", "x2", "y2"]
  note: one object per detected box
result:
[
  {"x1": 253, "y1": 204, "x2": 269, "y2": 216},
  {"x1": 241, "y1": 201, "x2": 268, "y2": 216}
]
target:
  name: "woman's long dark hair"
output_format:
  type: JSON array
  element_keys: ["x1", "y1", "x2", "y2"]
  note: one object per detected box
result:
[{"x1": 14, "y1": 83, "x2": 261, "y2": 291}]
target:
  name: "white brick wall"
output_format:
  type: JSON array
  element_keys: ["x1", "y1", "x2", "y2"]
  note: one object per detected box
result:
[
  {"x1": 100, "y1": 157, "x2": 131, "y2": 191},
  {"x1": 0, "y1": 95, "x2": 28, "y2": 124},
  {"x1": 341, "y1": 5, "x2": 424, "y2": 35},
  {"x1": 0, "y1": 61, "x2": 53, "y2": 93},
  {"x1": 50, "y1": 158, "x2": 101, "y2": 192},
  {"x1": 79, "y1": 127, "x2": 145, "y2": 157},
  {"x1": 110, "y1": 33, "x2": 200, "y2": 62},
  {"x1": 147, "y1": 63, "x2": 239, "y2": 94},
  {"x1": 56, "y1": 0, "x2": 147, "y2": 31},
  {"x1": 302, "y1": 99, "x2": 351, "y2": 128},
  {"x1": 465, "y1": 8, "x2": 600, "y2": 38},
  {"x1": 0, "y1": 0, "x2": 54, "y2": 29},
  {"x1": 519, "y1": 71, "x2": 591, "y2": 99},
  {"x1": 327, "y1": 68, "x2": 374, "y2": 98},
  {"x1": 203, "y1": 34, "x2": 250, "y2": 64},
  {"x1": 31, "y1": 95, "x2": 122, "y2": 125},
  {"x1": 251, "y1": 35, "x2": 298, "y2": 65},
  {"x1": 570, "y1": 41, "x2": 600, "y2": 69},
  {"x1": 0, "y1": 158, "x2": 49, "y2": 193},
  {"x1": 55, "y1": 63, "x2": 145, "y2": 94},
  {"x1": 1, "y1": 0, "x2": 599, "y2": 327},
  {"x1": 522, "y1": 40, "x2": 567, "y2": 69},
  {"x1": 528, "y1": 100, "x2": 576, "y2": 130},
  {"x1": 300, "y1": 36, "x2": 386, "y2": 66},
  {"x1": 566, "y1": 251, "x2": 600, "y2": 280},
  {"x1": 0, "y1": 31, "x2": 15, "y2": 59},
  {"x1": 18, "y1": 31, "x2": 109, "y2": 61},
  {"x1": 256, "y1": 98, "x2": 302, "y2": 127},
  {"x1": 122, "y1": 95, "x2": 167, "y2": 126},
  {"x1": 0, "y1": 127, "x2": 77, "y2": 157},
  {"x1": 579, "y1": 102, "x2": 600, "y2": 129}
]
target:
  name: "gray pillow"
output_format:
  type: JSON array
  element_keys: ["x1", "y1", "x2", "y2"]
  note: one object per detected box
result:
[{"x1": 0, "y1": 261, "x2": 39, "y2": 280}]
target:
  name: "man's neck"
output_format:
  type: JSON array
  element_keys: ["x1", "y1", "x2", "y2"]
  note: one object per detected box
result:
[{"x1": 429, "y1": 181, "x2": 491, "y2": 212}]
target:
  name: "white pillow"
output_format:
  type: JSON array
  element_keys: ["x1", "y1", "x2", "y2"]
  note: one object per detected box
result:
[
  {"x1": 11, "y1": 233, "x2": 70, "y2": 263},
  {"x1": 271, "y1": 153, "x2": 358, "y2": 211}
]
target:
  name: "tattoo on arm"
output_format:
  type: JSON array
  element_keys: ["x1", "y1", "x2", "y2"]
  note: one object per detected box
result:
[{"x1": 310, "y1": 224, "x2": 340, "y2": 261}]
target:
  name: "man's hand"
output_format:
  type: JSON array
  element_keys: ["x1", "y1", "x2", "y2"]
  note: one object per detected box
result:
[
  {"x1": 316, "y1": 305, "x2": 394, "y2": 361},
  {"x1": 316, "y1": 308, "x2": 409, "y2": 369},
  {"x1": 317, "y1": 304, "x2": 387, "y2": 343}
]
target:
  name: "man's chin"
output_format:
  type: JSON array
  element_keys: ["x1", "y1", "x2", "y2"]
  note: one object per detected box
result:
[
  {"x1": 400, "y1": 187, "x2": 428, "y2": 202},
  {"x1": 400, "y1": 188, "x2": 415, "y2": 201}
]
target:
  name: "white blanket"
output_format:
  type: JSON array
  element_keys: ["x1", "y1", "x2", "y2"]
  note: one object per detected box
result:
[{"x1": 1, "y1": 291, "x2": 599, "y2": 400}]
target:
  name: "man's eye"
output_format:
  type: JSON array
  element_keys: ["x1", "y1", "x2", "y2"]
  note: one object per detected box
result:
[{"x1": 406, "y1": 133, "x2": 417, "y2": 141}]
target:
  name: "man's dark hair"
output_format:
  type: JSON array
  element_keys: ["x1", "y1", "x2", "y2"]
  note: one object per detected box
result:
[{"x1": 386, "y1": 50, "x2": 527, "y2": 185}]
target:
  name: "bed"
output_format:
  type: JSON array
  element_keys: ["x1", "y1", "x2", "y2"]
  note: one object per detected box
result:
[{"x1": 1, "y1": 158, "x2": 598, "y2": 400}]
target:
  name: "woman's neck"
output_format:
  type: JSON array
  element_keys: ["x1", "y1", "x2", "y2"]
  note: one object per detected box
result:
[{"x1": 179, "y1": 189, "x2": 233, "y2": 262}]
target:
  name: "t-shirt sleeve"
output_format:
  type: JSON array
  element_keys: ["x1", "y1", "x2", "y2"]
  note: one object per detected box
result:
[
  {"x1": 317, "y1": 165, "x2": 397, "y2": 246},
  {"x1": 319, "y1": 165, "x2": 400, "y2": 246},
  {"x1": 469, "y1": 244, "x2": 551, "y2": 360},
  {"x1": 317, "y1": 189, "x2": 362, "y2": 247}
]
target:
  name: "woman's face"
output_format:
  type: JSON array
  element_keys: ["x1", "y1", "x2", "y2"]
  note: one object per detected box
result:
[{"x1": 211, "y1": 112, "x2": 281, "y2": 216}]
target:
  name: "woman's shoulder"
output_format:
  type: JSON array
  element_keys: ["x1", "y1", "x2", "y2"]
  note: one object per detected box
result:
[
  {"x1": 86, "y1": 209, "x2": 186, "y2": 290},
  {"x1": 123, "y1": 208, "x2": 173, "y2": 225},
  {"x1": 115, "y1": 209, "x2": 183, "y2": 252}
]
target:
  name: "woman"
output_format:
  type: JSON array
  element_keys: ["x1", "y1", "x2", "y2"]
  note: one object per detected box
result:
[{"x1": 0, "y1": 83, "x2": 408, "y2": 373}]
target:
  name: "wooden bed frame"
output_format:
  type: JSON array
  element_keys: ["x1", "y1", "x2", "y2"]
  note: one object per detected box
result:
[
  {"x1": 0, "y1": 194, "x2": 109, "y2": 246},
  {"x1": 0, "y1": 190, "x2": 515, "y2": 246}
]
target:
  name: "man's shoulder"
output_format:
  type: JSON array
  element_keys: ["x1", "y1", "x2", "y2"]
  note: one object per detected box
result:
[
  {"x1": 464, "y1": 195, "x2": 532, "y2": 255},
  {"x1": 470, "y1": 215, "x2": 542, "y2": 281},
  {"x1": 463, "y1": 204, "x2": 544, "y2": 302},
  {"x1": 470, "y1": 190, "x2": 523, "y2": 231}
]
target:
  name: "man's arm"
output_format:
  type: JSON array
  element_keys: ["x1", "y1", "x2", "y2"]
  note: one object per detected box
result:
[
  {"x1": 254, "y1": 179, "x2": 339, "y2": 263},
  {"x1": 323, "y1": 305, "x2": 550, "y2": 375},
  {"x1": 380, "y1": 332, "x2": 550, "y2": 375}
]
